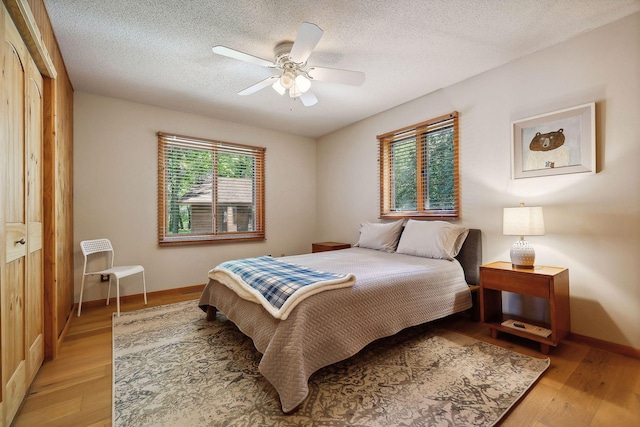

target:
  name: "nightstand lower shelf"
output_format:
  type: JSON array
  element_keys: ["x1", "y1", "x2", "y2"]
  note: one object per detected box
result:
[{"x1": 484, "y1": 315, "x2": 555, "y2": 354}]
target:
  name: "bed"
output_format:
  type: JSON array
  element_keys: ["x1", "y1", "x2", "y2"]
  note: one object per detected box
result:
[{"x1": 198, "y1": 223, "x2": 482, "y2": 413}]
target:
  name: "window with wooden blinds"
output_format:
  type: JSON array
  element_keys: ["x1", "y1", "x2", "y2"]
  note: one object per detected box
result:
[
  {"x1": 378, "y1": 112, "x2": 459, "y2": 219},
  {"x1": 157, "y1": 132, "x2": 265, "y2": 245}
]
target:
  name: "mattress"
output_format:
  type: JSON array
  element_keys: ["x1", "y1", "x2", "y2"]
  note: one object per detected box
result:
[{"x1": 198, "y1": 247, "x2": 472, "y2": 413}]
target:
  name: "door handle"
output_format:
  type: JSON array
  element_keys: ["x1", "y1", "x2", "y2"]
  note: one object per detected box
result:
[{"x1": 15, "y1": 238, "x2": 26, "y2": 245}]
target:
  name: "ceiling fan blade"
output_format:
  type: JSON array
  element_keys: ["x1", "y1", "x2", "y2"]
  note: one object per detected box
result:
[
  {"x1": 299, "y1": 90, "x2": 318, "y2": 107},
  {"x1": 238, "y1": 76, "x2": 279, "y2": 96},
  {"x1": 307, "y1": 67, "x2": 366, "y2": 86},
  {"x1": 289, "y1": 22, "x2": 324, "y2": 64},
  {"x1": 212, "y1": 45, "x2": 274, "y2": 68}
]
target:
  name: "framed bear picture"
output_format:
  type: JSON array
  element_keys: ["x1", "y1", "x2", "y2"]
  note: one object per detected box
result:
[{"x1": 511, "y1": 102, "x2": 595, "y2": 179}]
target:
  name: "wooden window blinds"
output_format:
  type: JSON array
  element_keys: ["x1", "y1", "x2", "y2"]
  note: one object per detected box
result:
[
  {"x1": 378, "y1": 112, "x2": 459, "y2": 219},
  {"x1": 157, "y1": 132, "x2": 265, "y2": 245}
]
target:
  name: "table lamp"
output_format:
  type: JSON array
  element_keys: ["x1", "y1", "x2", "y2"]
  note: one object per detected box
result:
[{"x1": 503, "y1": 203, "x2": 545, "y2": 268}]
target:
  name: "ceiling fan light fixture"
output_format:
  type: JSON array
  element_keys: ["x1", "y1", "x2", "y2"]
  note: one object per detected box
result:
[
  {"x1": 280, "y1": 71, "x2": 295, "y2": 89},
  {"x1": 295, "y1": 74, "x2": 311, "y2": 93},
  {"x1": 212, "y1": 22, "x2": 365, "y2": 107},
  {"x1": 272, "y1": 79, "x2": 286, "y2": 95},
  {"x1": 289, "y1": 84, "x2": 302, "y2": 98}
]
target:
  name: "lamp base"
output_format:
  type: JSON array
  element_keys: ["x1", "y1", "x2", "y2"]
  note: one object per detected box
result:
[
  {"x1": 510, "y1": 239, "x2": 535, "y2": 269},
  {"x1": 511, "y1": 263, "x2": 535, "y2": 269}
]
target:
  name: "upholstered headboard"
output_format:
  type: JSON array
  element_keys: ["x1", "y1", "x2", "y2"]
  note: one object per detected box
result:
[{"x1": 455, "y1": 229, "x2": 482, "y2": 286}]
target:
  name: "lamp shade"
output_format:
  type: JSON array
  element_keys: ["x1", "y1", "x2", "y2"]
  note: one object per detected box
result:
[
  {"x1": 271, "y1": 79, "x2": 286, "y2": 95},
  {"x1": 295, "y1": 74, "x2": 311, "y2": 93},
  {"x1": 280, "y1": 71, "x2": 295, "y2": 89},
  {"x1": 503, "y1": 205, "x2": 545, "y2": 236}
]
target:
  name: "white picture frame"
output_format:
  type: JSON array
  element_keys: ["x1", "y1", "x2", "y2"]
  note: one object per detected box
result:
[{"x1": 511, "y1": 102, "x2": 595, "y2": 179}]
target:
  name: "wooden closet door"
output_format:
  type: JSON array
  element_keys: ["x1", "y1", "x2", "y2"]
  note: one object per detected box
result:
[
  {"x1": 2, "y1": 10, "x2": 28, "y2": 423},
  {"x1": 25, "y1": 47, "x2": 44, "y2": 386},
  {"x1": 1, "y1": 4, "x2": 44, "y2": 424}
]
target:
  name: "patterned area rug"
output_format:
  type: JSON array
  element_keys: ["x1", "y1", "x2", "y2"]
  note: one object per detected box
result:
[{"x1": 113, "y1": 300, "x2": 549, "y2": 426}]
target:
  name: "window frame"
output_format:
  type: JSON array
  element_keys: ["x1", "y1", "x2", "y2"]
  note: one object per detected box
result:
[
  {"x1": 377, "y1": 112, "x2": 459, "y2": 220},
  {"x1": 157, "y1": 131, "x2": 266, "y2": 246}
]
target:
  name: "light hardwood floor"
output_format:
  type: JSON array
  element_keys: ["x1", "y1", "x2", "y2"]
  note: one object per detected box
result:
[{"x1": 13, "y1": 291, "x2": 640, "y2": 426}]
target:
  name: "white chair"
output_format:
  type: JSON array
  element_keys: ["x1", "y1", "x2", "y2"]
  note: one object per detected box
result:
[{"x1": 78, "y1": 238, "x2": 147, "y2": 317}]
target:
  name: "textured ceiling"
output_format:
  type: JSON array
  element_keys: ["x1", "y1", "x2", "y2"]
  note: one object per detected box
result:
[{"x1": 43, "y1": 0, "x2": 640, "y2": 138}]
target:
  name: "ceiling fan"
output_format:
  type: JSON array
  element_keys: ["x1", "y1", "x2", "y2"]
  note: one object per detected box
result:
[{"x1": 212, "y1": 22, "x2": 365, "y2": 106}]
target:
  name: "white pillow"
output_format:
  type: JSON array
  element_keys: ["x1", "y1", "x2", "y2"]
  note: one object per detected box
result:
[
  {"x1": 355, "y1": 220, "x2": 404, "y2": 252},
  {"x1": 396, "y1": 220, "x2": 469, "y2": 260}
]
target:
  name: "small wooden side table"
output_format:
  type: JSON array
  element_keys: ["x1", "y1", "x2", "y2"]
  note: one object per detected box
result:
[
  {"x1": 479, "y1": 261, "x2": 570, "y2": 354},
  {"x1": 312, "y1": 242, "x2": 351, "y2": 253}
]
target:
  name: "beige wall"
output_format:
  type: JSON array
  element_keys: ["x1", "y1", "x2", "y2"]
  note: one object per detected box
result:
[
  {"x1": 74, "y1": 13, "x2": 639, "y2": 350},
  {"x1": 316, "y1": 13, "x2": 640, "y2": 349},
  {"x1": 74, "y1": 92, "x2": 317, "y2": 303}
]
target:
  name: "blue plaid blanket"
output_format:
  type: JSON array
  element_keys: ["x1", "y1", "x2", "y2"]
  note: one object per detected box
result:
[{"x1": 209, "y1": 256, "x2": 356, "y2": 320}]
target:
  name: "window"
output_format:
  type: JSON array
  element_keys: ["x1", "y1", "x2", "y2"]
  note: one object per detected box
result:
[
  {"x1": 378, "y1": 112, "x2": 459, "y2": 219},
  {"x1": 157, "y1": 132, "x2": 265, "y2": 245}
]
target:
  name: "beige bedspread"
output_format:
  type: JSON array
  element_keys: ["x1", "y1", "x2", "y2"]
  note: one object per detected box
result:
[{"x1": 198, "y1": 247, "x2": 472, "y2": 413}]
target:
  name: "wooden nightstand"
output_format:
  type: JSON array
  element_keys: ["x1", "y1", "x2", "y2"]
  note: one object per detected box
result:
[
  {"x1": 479, "y1": 261, "x2": 570, "y2": 354},
  {"x1": 312, "y1": 242, "x2": 351, "y2": 253}
]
